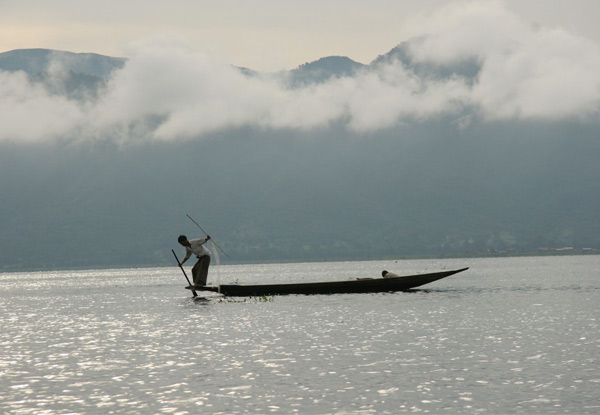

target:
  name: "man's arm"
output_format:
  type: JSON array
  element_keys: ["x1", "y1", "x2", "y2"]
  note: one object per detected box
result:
[{"x1": 180, "y1": 247, "x2": 192, "y2": 264}]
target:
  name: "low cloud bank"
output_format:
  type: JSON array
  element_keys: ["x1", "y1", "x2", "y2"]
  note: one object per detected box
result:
[{"x1": 1, "y1": 1, "x2": 599, "y2": 144}]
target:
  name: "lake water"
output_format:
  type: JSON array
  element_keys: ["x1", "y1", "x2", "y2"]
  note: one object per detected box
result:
[{"x1": 1, "y1": 256, "x2": 598, "y2": 414}]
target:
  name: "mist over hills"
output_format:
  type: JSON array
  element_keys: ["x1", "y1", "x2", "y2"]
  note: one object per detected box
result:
[
  {"x1": 287, "y1": 56, "x2": 365, "y2": 87},
  {"x1": 0, "y1": 49, "x2": 125, "y2": 102},
  {"x1": 1, "y1": 43, "x2": 599, "y2": 271},
  {"x1": 0, "y1": 48, "x2": 125, "y2": 79}
]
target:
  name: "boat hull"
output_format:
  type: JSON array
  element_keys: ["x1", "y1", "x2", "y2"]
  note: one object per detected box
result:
[{"x1": 200, "y1": 267, "x2": 468, "y2": 296}]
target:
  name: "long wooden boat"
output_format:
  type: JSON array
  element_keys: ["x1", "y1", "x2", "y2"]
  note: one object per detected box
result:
[{"x1": 192, "y1": 267, "x2": 468, "y2": 296}]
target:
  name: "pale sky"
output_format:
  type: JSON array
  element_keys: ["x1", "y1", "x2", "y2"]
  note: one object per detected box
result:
[{"x1": 1, "y1": 0, "x2": 599, "y2": 71}]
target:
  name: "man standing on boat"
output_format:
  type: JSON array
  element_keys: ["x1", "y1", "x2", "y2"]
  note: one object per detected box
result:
[{"x1": 178, "y1": 234, "x2": 211, "y2": 287}]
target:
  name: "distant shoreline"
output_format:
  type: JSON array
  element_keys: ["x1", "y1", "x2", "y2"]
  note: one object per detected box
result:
[{"x1": 2, "y1": 250, "x2": 598, "y2": 274}]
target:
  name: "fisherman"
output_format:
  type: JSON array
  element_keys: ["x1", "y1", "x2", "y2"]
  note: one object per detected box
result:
[
  {"x1": 382, "y1": 270, "x2": 401, "y2": 278},
  {"x1": 178, "y1": 234, "x2": 211, "y2": 287}
]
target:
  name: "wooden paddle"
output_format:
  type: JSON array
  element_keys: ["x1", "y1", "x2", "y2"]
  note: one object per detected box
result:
[{"x1": 172, "y1": 249, "x2": 197, "y2": 297}]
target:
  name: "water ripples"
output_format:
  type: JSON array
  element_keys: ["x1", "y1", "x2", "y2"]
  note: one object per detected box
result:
[{"x1": 1, "y1": 256, "x2": 599, "y2": 413}]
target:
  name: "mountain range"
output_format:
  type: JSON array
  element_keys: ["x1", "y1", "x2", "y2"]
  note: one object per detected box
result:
[{"x1": 1, "y1": 46, "x2": 599, "y2": 271}]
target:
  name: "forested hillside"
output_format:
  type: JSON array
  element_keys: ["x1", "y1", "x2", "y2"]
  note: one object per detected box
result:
[{"x1": 1, "y1": 47, "x2": 599, "y2": 270}]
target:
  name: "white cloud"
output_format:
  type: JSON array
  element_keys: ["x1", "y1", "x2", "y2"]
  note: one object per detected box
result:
[
  {"x1": 473, "y1": 27, "x2": 600, "y2": 119},
  {"x1": 405, "y1": 0, "x2": 600, "y2": 120},
  {"x1": 1, "y1": 1, "x2": 599, "y2": 144},
  {"x1": 0, "y1": 70, "x2": 83, "y2": 142},
  {"x1": 406, "y1": 0, "x2": 528, "y2": 63}
]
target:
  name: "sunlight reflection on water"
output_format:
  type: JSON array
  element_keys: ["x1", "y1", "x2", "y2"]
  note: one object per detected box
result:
[{"x1": 1, "y1": 256, "x2": 599, "y2": 414}]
